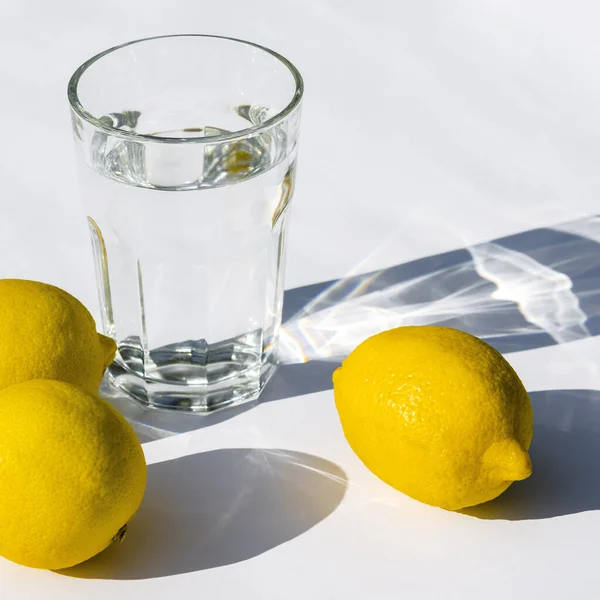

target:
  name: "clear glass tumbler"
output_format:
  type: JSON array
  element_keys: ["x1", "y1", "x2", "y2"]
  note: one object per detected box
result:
[{"x1": 68, "y1": 35, "x2": 303, "y2": 413}]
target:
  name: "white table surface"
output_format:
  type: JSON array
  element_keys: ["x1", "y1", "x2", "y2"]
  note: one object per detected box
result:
[{"x1": 2, "y1": 1, "x2": 600, "y2": 598}]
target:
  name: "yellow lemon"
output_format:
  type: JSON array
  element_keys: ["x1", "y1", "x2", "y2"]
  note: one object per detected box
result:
[
  {"x1": 0, "y1": 380, "x2": 146, "y2": 570},
  {"x1": 0, "y1": 279, "x2": 116, "y2": 393},
  {"x1": 333, "y1": 326, "x2": 533, "y2": 510}
]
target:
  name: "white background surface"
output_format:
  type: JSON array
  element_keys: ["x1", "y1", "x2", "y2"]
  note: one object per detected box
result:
[{"x1": 2, "y1": 1, "x2": 600, "y2": 598}]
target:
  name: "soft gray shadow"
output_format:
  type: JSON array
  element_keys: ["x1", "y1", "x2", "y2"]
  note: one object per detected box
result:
[
  {"x1": 61, "y1": 448, "x2": 347, "y2": 579},
  {"x1": 463, "y1": 389, "x2": 600, "y2": 520}
]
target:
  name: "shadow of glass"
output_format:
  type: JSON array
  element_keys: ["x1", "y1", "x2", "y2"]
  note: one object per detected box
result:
[
  {"x1": 463, "y1": 389, "x2": 600, "y2": 520},
  {"x1": 277, "y1": 218, "x2": 600, "y2": 400},
  {"x1": 60, "y1": 448, "x2": 347, "y2": 579}
]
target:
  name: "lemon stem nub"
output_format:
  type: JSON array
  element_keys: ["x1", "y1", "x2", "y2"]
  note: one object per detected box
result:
[
  {"x1": 99, "y1": 334, "x2": 117, "y2": 370},
  {"x1": 483, "y1": 439, "x2": 532, "y2": 482},
  {"x1": 111, "y1": 524, "x2": 127, "y2": 544}
]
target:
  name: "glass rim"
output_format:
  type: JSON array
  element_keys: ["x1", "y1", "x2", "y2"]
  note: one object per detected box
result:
[{"x1": 67, "y1": 33, "x2": 304, "y2": 145}]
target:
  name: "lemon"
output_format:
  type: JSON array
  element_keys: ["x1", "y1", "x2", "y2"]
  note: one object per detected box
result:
[
  {"x1": 0, "y1": 279, "x2": 116, "y2": 393},
  {"x1": 0, "y1": 380, "x2": 146, "y2": 570},
  {"x1": 333, "y1": 326, "x2": 533, "y2": 510}
]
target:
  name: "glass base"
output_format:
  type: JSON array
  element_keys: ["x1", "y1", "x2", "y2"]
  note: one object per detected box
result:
[{"x1": 107, "y1": 355, "x2": 277, "y2": 414}]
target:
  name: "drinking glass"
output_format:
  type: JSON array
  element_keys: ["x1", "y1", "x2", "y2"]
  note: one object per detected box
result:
[{"x1": 68, "y1": 35, "x2": 303, "y2": 413}]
